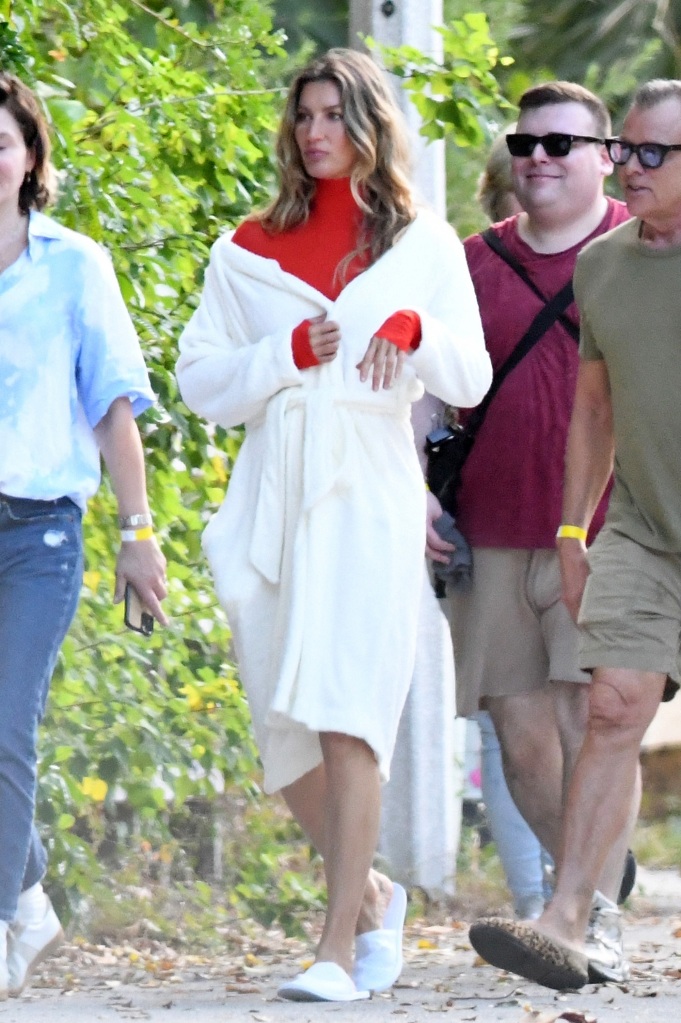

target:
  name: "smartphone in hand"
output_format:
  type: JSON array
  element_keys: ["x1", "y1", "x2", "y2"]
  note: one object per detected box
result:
[{"x1": 124, "y1": 582, "x2": 154, "y2": 636}]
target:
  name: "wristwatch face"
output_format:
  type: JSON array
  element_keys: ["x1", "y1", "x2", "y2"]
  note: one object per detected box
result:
[{"x1": 119, "y1": 513, "x2": 152, "y2": 528}]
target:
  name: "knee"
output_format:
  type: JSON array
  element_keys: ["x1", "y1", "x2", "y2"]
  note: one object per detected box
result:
[
  {"x1": 320, "y1": 731, "x2": 375, "y2": 768},
  {"x1": 588, "y1": 680, "x2": 651, "y2": 744}
]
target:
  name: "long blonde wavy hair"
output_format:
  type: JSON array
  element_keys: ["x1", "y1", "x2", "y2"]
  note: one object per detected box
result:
[{"x1": 256, "y1": 48, "x2": 416, "y2": 274}]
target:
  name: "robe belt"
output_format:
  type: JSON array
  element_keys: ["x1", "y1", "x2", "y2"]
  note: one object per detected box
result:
[{"x1": 249, "y1": 388, "x2": 407, "y2": 584}]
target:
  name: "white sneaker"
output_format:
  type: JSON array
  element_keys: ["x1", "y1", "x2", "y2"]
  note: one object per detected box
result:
[
  {"x1": 585, "y1": 893, "x2": 630, "y2": 984},
  {"x1": 7, "y1": 896, "x2": 64, "y2": 997}
]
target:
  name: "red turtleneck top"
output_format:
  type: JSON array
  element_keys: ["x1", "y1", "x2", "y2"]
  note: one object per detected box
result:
[{"x1": 232, "y1": 177, "x2": 420, "y2": 369}]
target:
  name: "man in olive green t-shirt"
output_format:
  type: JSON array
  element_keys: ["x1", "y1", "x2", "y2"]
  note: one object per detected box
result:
[{"x1": 467, "y1": 79, "x2": 681, "y2": 990}]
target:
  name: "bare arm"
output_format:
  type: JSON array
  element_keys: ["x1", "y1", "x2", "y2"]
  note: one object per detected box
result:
[
  {"x1": 558, "y1": 359, "x2": 614, "y2": 621},
  {"x1": 94, "y1": 397, "x2": 168, "y2": 624}
]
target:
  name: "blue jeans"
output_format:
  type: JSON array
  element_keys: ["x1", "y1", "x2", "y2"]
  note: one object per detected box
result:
[{"x1": 0, "y1": 494, "x2": 83, "y2": 921}]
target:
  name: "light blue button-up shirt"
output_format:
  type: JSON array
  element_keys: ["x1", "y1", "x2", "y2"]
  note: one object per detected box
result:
[{"x1": 0, "y1": 211, "x2": 154, "y2": 509}]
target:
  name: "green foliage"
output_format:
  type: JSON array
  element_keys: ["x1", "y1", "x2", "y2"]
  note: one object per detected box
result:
[
  {"x1": 510, "y1": 0, "x2": 681, "y2": 124},
  {"x1": 272, "y1": 0, "x2": 348, "y2": 55},
  {"x1": 372, "y1": 12, "x2": 513, "y2": 146},
  {"x1": 225, "y1": 800, "x2": 326, "y2": 937},
  {"x1": 1, "y1": 0, "x2": 298, "y2": 925},
  {"x1": 632, "y1": 817, "x2": 681, "y2": 871}
]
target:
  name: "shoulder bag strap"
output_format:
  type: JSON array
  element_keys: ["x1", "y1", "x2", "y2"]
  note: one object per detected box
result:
[
  {"x1": 481, "y1": 227, "x2": 579, "y2": 343},
  {"x1": 465, "y1": 278, "x2": 575, "y2": 439},
  {"x1": 435, "y1": 277, "x2": 577, "y2": 513}
]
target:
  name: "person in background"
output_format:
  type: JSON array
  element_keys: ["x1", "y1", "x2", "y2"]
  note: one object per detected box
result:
[
  {"x1": 0, "y1": 72, "x2": 167, "y2": 999},
  {"x1": 177, "y1": 48, "x2": 491, "y2": 1003},
  {"x1": 476, "y1": 125, "x2": 524, "y2": 224},
  {"x1": 422, "y1": 82, "x2": 635, "y2": 983},
  {"x1": 468, "y1": 75, "x2": 681, "y2": 992}
]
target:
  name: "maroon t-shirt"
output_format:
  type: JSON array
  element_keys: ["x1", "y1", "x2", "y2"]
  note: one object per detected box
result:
[{"x1": 457, "y1": 197, "x2": 629, "y2": 549}]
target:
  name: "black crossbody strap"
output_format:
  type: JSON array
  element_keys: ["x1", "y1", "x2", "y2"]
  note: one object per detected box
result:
[
  {"x1": 464, "y1": 279, "x2": 575, "y2": 440},
  {"x1": 432, "y1": 233, "x2": 580, "y2": 513},
  {"x1": 434, "y1": 276, "x2": 578, "y2": 518},
  {"x1": 481, "y1": 227, "x2": 579, "y2": 342}
]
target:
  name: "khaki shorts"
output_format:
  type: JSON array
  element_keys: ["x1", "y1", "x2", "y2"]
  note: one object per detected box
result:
[
  {"x1": 579, "y1": 527, "x2": 681, "y2": 699},
  {"x1": 444, "y1": 547, "x2": 589, "y2": 718}
]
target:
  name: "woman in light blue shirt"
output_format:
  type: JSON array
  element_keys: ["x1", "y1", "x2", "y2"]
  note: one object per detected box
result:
[{"x1": 0, "y1": 72, "x2": 167, "y2": 998}]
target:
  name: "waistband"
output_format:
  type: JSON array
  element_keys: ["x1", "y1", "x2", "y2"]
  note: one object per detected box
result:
[{"x1": 0, "y1": 492, "x2": 81, "y2": 515}]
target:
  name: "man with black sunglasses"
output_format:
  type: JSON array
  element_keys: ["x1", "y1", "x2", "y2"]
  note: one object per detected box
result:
[
  {"x1": 422, "y1": 81, "x2": 634, "y2": 982},
  {"x1": 468, "y1": 78, "x2": 681, "y2": 991}
]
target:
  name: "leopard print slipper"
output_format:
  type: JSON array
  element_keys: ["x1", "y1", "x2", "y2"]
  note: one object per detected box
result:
[{"x1": 469, "y1": 917, "x2": 589, "y2": 991}]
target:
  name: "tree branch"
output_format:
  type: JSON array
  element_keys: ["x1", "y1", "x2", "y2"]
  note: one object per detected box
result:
[{"x1": 124, "y1": 0, "x2": 211, "y2": 48}]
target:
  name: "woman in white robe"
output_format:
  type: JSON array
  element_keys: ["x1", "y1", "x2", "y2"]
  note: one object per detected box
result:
[{"x1": 177, "y1": 48, "x2": 491, "y2": 1002}]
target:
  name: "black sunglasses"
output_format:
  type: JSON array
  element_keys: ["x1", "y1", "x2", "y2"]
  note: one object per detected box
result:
[
  {"x1": 506, "y1": 132, "x2": 605, "y2": 158},
  {"x1": 605, "y1": 138, "x2": 681, "y2": 169}
]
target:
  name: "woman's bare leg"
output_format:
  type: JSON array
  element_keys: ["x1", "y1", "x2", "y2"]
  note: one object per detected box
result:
[{"x1": 280, "y1": 732, "x2": 391, "y2": 973}]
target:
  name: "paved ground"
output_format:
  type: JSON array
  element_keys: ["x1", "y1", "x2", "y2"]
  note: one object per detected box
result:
[{"x1": 3, "y1": 868, "x2": 681, "y2": 1022}]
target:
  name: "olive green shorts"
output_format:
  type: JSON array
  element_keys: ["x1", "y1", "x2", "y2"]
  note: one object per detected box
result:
[{"x1": 579, "y1": 527, "x2": 681, "y2": 700}]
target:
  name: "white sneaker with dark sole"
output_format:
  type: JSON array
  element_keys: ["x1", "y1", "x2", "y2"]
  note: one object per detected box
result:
[
  {"x1": 585, "y1": 893, "x2": 630, "y2": 984},
  {"x1": 7, "y1": 897, "x2": 64, "y2": 997}
]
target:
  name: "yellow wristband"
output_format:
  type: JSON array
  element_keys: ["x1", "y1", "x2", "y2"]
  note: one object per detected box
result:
[
  {"x1": 121, "y1": 526, "x2": 154, "y2": 542},
  {"x1": 556, "y1": 524, "x2": 588, "y2": 542}
]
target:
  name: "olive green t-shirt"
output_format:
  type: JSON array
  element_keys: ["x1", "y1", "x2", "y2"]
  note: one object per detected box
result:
[{"x1": 574, "y1": 217, "x2": 681, "y2": 552}]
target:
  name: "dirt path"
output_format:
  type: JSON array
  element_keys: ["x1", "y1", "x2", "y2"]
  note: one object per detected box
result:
[{"x1": 3, "y1": 868, "x2": 681, "y2": 1022}]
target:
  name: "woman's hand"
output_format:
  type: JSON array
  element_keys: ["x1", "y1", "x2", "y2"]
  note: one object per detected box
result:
[
  {"x1": 115, "y1": 538, "x2": 168, "y2": 626},
  {"x1": 308, "y1": 314, "x2": 341, "y2": 363},
  {"x1": 357, "y1": 334, "x2": 406, "y2": 391}
]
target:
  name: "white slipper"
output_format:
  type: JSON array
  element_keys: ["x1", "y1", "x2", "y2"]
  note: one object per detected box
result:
[
  {"x1": 352, "y1": 882, "x2": 407, "y2": 992},
  {"x1": 277, "y1": 961, "x2": 370, "y2": 1002}
]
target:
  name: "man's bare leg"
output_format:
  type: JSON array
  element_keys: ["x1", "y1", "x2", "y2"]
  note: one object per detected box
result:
[
  {"x1": 487, "y1": 686, "x2": 566, "y2": 857},
  {"x1": 535, "y1": 668, "x2": 665, "y2": 949},
  {"x1": 553, "y1": 679, "x2": 641, "y2": 903},
  {"x1": 488, "y1": 680, "x2": 640, "y2": 904}
]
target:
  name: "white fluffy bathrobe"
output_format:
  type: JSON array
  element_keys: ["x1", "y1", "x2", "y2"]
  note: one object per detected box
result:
[{"x1": 177, "y1": 207, "x2": 491, "y2": 793}]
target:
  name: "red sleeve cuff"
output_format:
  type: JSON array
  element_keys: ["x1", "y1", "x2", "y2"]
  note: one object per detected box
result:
[
  {"x1": 292, "y1": 320, "x2": 320, "y2": 369},
  {"x1": 376, "y1": 310, "x2": 422, "y2": 352}
]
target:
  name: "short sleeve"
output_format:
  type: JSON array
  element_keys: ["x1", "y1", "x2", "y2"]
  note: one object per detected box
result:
[
  {"x1": 574, "y1": 247, "x2": 603, "y2": 362},
  {"x1": 75, "y1": 244, "x2": 155, "y2": 427}
]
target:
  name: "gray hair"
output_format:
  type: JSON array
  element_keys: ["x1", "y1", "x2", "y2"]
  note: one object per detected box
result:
[{"x1": 631, "y1": 79, "x2": 681, "y2": 110}]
